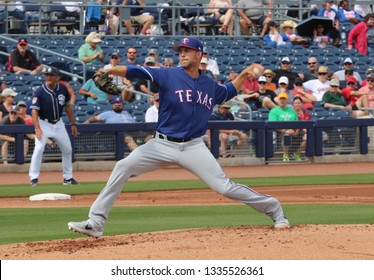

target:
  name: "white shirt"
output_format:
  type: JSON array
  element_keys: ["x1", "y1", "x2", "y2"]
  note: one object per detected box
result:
[
  {"x1": 334, "y1": 70, "x2": 363, "y2": 84},
  {"x1": 145, "y1": 105, "x2": 158, "y2": 122},
  {"x1": 207, "y1": 58, "x2": 220, "y2": 76},
  {"x1": 303, "y1": 79, "x2": 330, "y2": 101},
  {"x1": 60, "y1": 2, "x2": 81, "y2": 12}
]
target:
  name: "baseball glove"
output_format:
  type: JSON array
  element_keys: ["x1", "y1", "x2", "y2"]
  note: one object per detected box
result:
[{"x1": 93, "y1": 71, "x2": 120, "y2": 96}]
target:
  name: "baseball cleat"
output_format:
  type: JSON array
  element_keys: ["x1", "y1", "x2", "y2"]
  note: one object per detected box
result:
[
  {"x1": 273, "y1": 215, "x2": 291, "y2": 229},
  {"x1": 30, "y1": 178, "x2": 38, "y2": 187},
  {"x1": 68, "y1": 220, "x2": 103, "y2": 238},
  {"x1": 63, "y1": 178, "x2": 79, "y2": 185}
]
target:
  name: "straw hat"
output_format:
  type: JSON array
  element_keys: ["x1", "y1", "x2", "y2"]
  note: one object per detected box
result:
[
  {"x1": 280, "y1": 20, "x2": 297, "y2": 31},
  {"x1": 85, "y1": 32, "x2": 102, "y2": 43}
]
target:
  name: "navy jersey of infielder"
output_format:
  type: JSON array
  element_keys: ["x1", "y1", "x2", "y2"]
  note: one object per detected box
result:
[
  {"x1": 68, "y1": 37, "x2": 290, "y2": 238},
  {"x1": 29, "y1": 66, "x2": 78, "y2": 186}
]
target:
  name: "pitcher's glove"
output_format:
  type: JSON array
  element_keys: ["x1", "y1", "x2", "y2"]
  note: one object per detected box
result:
[{"x1": 93, "y1": 71, "x2": 120, "y2": 96}]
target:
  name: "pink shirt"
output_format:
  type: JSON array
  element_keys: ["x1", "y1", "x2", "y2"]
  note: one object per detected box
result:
[{"x1": 359, "y1": 85, "x2": 374, "y2": 107}]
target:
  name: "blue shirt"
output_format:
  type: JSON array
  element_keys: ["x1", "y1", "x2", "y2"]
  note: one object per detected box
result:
[
  {"x1": 126, "y1": 66, "x2": 237, "y2": 138},
  {"x1": 31, "y1": 82, "x2": 71, "y2": 121},
  {"x1": 99, "y1": 110, "x2": 135, "y2": 123},
  {"x1": 82, "y1": 79, "x2": 108, "y2": 104}
]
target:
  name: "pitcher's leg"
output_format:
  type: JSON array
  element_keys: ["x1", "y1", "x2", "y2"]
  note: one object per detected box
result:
[
  {"x1": 179, "y1": 140, "x2": 285, "y2": 219},
  {"x1": 88, "y1": 140, "x2": 166, "y2": 228}
]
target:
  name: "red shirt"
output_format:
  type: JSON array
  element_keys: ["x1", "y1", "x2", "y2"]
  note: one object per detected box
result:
[
  {"x1": 341, "y1": 88, "x2": 359, "y2": 106},
  {"x1": 242, "y1": 79, "x2": 259, "y2": 92},
  {"x1": 296, "y1": 109, "x2": 311, "y2": 121},
  {"x1": 292, "y1": 89, "x2": 314, "y2": 109}
]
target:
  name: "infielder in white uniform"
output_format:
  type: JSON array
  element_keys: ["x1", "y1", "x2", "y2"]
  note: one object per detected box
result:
[
  {"x1": 68, "y1": 37, "x2": 290, "y2": 238},
  {"x1": 29, "y1": 66, "x2": 79, "y2": 186}
]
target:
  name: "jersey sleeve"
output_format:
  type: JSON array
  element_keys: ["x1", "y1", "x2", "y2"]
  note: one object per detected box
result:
[{"x1": 30, "y1": 88, "x2": 42, "y2": 111}]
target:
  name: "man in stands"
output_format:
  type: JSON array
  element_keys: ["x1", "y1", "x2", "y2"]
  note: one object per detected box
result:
[
  {"x1": 7, "y1": 38, "x2": 43, "y2": 74},
  {"x1": 334, "y1": 57, "x2": 363, "y2": 84},
  {"x1": 273, "y1": 57, "x2": 301, "y2": 90}
]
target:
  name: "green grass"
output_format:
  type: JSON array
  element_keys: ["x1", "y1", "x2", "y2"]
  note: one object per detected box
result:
[
  {"x1": 1, "y1": 204, "x2": 373, "y2": 244},
  {"x1": 1, "y1": 173, "x2": 374, "y2": 197}
]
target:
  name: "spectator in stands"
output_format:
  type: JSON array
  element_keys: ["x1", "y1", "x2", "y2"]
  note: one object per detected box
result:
[
  {"x1": 334, "y1": 58, "x2": 363, "y2": 84},
  {"x1": 341, "y1": 76, "x2": 370, "y2": 117},
  {"x1": 291, "y1": 77, "x2": 316, "y2": 109},
  {"x1": 263, "y1": 69, "x2": 276, "y2": 91},
  {"x1": 273, "y1": 57, "x2": 301, "y2": 90},
  {"x1": 200, "y1": 57, "x2": 215, "y2": 80},
  {"x1": 84, "y1": 97, "x2": 138, "y2": 151},
  {"x1": 209, "y1": 102, "x2": 248, "y2": 157},
  {"x1": 347, "y1": 13, "x2": 374, "y2": 56},
  {"x1": 280, "y1": 20, "x2": 310, "y2": 47},
  {"x1": 122, "y1": 0, "x2": 154, "y2": 36},
  {"x1": 322, "y1": 78, "x2": 354, "y2": 113},
  {"x1": 337, "y1": 0, "x2": 362, "y2": 25},
  {"x1": 263, "y1": 21, "x2": 293, "y2": 48},
  {"x1": 104, "y1": 52, "x2": 135, "y2": 102},
  {"x1": 360, "y1": 67, "x2": 373, "y2": 87},
  {"x1": 147, "y1": 49, "x2": 161, "y2": 66},
  {"x1": 268, "y1": 92, "x2": 300, "y2": 161},
  {"x1": 98, "y1": 0, "x2": 120, "y2": 35},
  {"x1": 312, "y1": 23, "x2": 331, "y2": 48},
  {"x1": 145, "y1": 93, "x2": 159, "y2": 123},
  {"x1": 0, "y1": 88, "x2": 17, "y2": 121},
  {"x1": 292, "y1": 96, "x2": 310, "y2": 160},
  {"x1": 78, "y1": 73, "x2": 109, "y2": 104},
  {"x1": 122, "y1": 47, "x2": 139, "y2": 66},
  {"x1": 7, "y1": 38, "x2": 43, "y2": 74},
  {"x1": 162, "y1": 57, "x2": 174, "y2": 68},
  {"x1": 203, "y1": 49, "x2": 220, "y2": 79},
  {"x1": 237, "y1": 0, "x2": 273, "y2": 37},
  {"x1": 304, "y1": 66, "x2": 331, "y2": 101},
  {"x1": 243, "y1": 76, "x2": 278, "y2": 110},
  {"x1": 275, "y1": 76, "x2": 294, "y2": 105},
  {"x1": 78, "y1": 32, "x2": 105, "y2": 65},
  {"x1": 138, "y1": 56, "x2": 159, "y2": 100},
  {"x1": 362, "y1": 73, "x2": 374, "y2": 108},
  {"x1": 241, "y1": 70, "x2": 259, "y2": 94},
  {"x1": 317, "y1": 0, "x2": 341, "y2": 46},
  {"x1": 0, "y1": 105, "x2": 28, "y2": 165},
  {"x1": 303, "y1": 57, "x2": 319, "y2": 82},
  {"x1": 57, "y1": 2, "x2": 81, "y2": 34},
  {"x1": 208, "y1": 0, "x2": 235, "y2": 36},
  {"x1": 0, "y1": 81, "x2": 5, "y2": 91}
]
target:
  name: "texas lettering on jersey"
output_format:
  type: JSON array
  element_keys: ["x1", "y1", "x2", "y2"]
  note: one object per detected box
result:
[{"x1": 174, "y1": 89, "x2": 213, "y2": 109}]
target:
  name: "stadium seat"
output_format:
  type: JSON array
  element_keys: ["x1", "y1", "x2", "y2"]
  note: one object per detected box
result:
[
  {"x1": 131, "y1": 110, "x2": 145, "y2": 122},
  {"x1": 132, "y1": 100, "x2": 150, "y2": 112}
]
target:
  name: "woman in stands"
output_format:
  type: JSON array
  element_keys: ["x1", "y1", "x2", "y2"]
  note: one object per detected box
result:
[
  {"x1": 208, "y1": 0, "x2": 235, "y2": 36},
  {"x1": 347, "y1": 13, "x2": 374, "y2": 56}
]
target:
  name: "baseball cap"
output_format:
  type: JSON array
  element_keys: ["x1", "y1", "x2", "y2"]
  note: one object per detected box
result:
[
  {"x1": 111, "y1": 97, "x2": 123, "y2": 104},
  {"x1": 18, "y1": 38, "x2": 28, "y2": 45},
  {"x1": 10, "y1": 105, "x2": 20, "y2": 113},
  {"x1": 145, "y1": 56, "x2": 155, "y2": 64},
  {"x1": 17, "y1": 100, "x2": 27, "y2": 107},
  {"x1": 281, "y1": 57, "x2": 291, "y2": 63},
  {"x1": 43, "y1": 66, "x2": 60, "y2": 76},
  {"x1": 258, "y1": 76, "x2": 267, "y2": 83},
  {"x1": 172, "y1": 37, "x2": 203, "y2": 53},
  {"x1": 268, "y1": 21, "x2": 277, "y2": 27},
  {"x1": 347, "y1": 77, "x2": 357, "y2": 84},
  {"x1": 279, "y1": 76, "x2": 289, "y2": 84},
  {"x1": 111, "y1": 52, "x2": 120, "y2": 58},
  {"x1": 344, "y1": 57, "x2": 353, "y2": 64},
  {"x1": 330, "y1": 79, "x2": 340, "y2": 87},
  {"x1": 220, "y1": 102, "x2": 232, "y2": 108},
  {"x1": 148, "y1": 48, "x2": 158, "y2": 55},
  {"x1": 2, "y1": 88, "x2": 18, "y2": 97},
  {"x1": 278, "y1": 92, "x2": 288, "y2": 99},
  {"x1": 200, "y1": 57, "x2": 208, "y2": 64},
  {"x1": 318, "y1": 66, "x2": 328, "y2": 73}
]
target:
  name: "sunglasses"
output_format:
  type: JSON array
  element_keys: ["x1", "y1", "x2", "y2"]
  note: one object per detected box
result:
[
  {"x1": 127, "y1": 52, "x2": 136, "y2": 54},
  {"x1": 265, "y1": 75, "x2": 273, "y2": 78},
  {"x1": 295, "y1": 83, "x2": 302, "y2": 86},
  {"x1": 348, "y1": 82, "x2": 355, "y2": 85},
  {"x1": 367, "y1": 80, "x2": 374, "y2": 82},
  {"x1": 10, "y1": 111, "x2": 18, "y2": 115},
  {"x1": 112, "y1": 103, "x2": 123, "y2": 106},
  {"x1": 258, "y1": 81, "x2": 267, "y2": 85},
  {"x1": 318, "y1": 72, "x2": 328, "y2": 75},
  {"x1": 111, "y1": 56, "x2": 118, "y2": 59},
  {"x1": 279, "y1": 83, "x2": 287, "y2": 85},
  {"x1": 344, "y1": 63, "x2": 352, "y2": 65},
  {"x1": 308, "y1": 62, "x2": 316, "y2": 65},
  {"x1": 331, "y1": 85, "x2": 339, "y2": 88},
  {"x1": 281, "y1": 62, "x2": 290, "y2": 65}
]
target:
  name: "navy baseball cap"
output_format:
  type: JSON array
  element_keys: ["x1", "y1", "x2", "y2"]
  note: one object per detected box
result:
[
  {"x1": 43, "y1": 66, "x2": 60, "y2": 76},
  {"x1": 172, "y1": 37, "x2": 203, "y2": 52},
  {"x1": 111, "y1": 97, "x2": 123, "y2": 104}
]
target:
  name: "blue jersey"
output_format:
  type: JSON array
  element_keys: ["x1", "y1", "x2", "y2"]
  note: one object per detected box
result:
[
  {"x1": 30, "y1": 82, "x2": 71, "y2": 121},
  {"x1": 126, "y1": 65, "x2": 237, "y2": 138}
]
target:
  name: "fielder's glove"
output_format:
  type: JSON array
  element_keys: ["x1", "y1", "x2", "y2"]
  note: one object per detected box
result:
[{"x1": 93, "y1": 71, "x2": 120, "y2": 96}]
